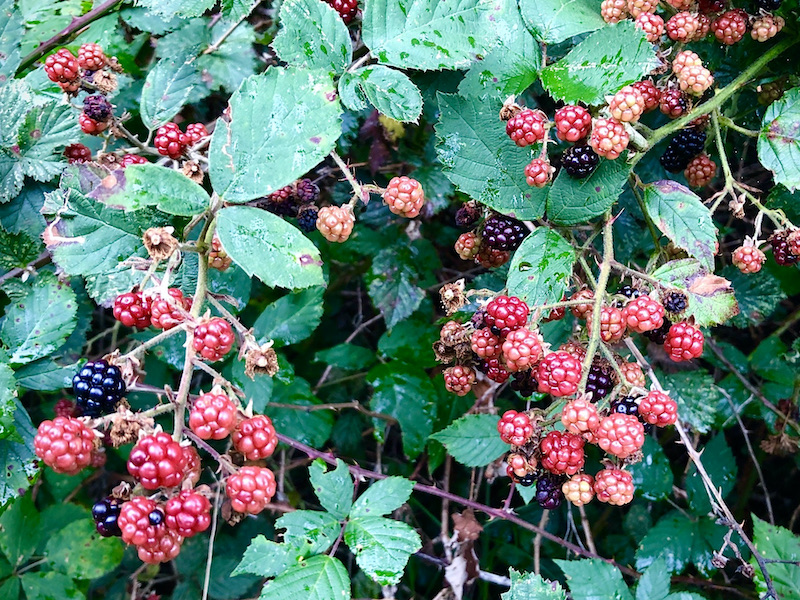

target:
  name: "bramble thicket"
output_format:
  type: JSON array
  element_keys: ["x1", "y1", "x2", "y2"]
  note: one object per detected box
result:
[{"x1": 0, "y1": 0, "x2": 799, "y2": 599}]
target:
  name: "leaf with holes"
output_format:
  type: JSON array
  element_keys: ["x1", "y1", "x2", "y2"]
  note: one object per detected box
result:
[{"x1": 507, "y1": 227, "x2": 574, "y2": 307}]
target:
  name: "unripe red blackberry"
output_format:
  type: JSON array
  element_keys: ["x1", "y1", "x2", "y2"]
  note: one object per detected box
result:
[
  {"x1": 664, "y1": 321, "x2": 704, "y2": 361},
  {"x1": 559, "y1": 341, "x2": 587, "y2": 362},
  {"x1": 569, "y1": 289, "x2": 594, "y2": 320},
  {"x1": 690, "y1": 14, "x2": 711, "y2": 41},
  {"x1": 635, "y1": 13, "x2": 664, "y2": 42},
  {"x1": 383, "y1": 176, "x2": 425, "y2": 218},
  {"x1": 679, "y1": 65, "x2": 714, "y2": 96},
  {"x1": 484, "y1": 295, "x2": 530, "y2": 336},
  {"x1": 481, "y1": 214, "x2": 528, "y2": 251},
  {"x1": 165, "y1": 490, "x2": 212, "y2": 537},
  {"x1": 537, "y1": 351, "x2": 582, "y2": 397},
  {"x1": 113, "y1": 291, "x2": 151, "y2": 329},
  {"x1": 732, "y1": 244, "x2": 766, "y2": 274},
  {"x1": 150, "y1": 288, "x2": 191, "y2": 330},
  {"x1": 181, "y1": 123, "x2": 209, "y2": 145},
  {"x1": 154, "y1": 122, "x2": 186, "y2": 159},
  {"x1": 444, "y1": 365, "x2": 476, "y2": 395},
  {"x1": 660, "y1": 89, "x2": 689, "y2": 119},
  {"x1": 684, "y1": 154, "x2": 717, "y2": 187},
  {"x1": 79, "y1": 113, "x2": 107, "y2": 135},
  {"x1": 136, "y1": 529, "x2": 182, "y2": 564},
  {"x1": 712, "y1": 9, "x2": 748, "y2": 45},
  {"x1": 626, "y1": 0, "x2": 657, "y2": 17},
  {"x1": 479, "y1": 357, "x2": 510, "y2": 383},
  {"x1": 226, "y1": 466, "x2": 276, "y2": 514},
  {"x1": 471, "y1": 327, "x2": 501, "y2": 359},
  {"x1": 190, "y1": 392, "x2": 239, "y2": 440},
  {"x1": 232, "y1": 415, "x2": 278, "y2": 460},
  {"x1": 593, "y1": 468, "x2": 634, "y2": 505},
  {"x1": 120, "y1": 154, "x2": 148, "y2": 168},
  {"x1": 699, "y1": 0, "x2": 727, "y2": 11},
  {"x1": 502, "y1": 327, "x2": 543, "y2": 371},
  {"x1": 497, "y1": 410, "x2": 534, "y2": 446},
  {"x1": 619, "y1": 361, "x2": 646, "y2": 388},
  {"x1": 183, "y1": 445, "x2": 202, "y2": 487},
  {"x1": 208, "y1": 234, "x2": 232, "y2": 271},
  {"x1": 34, "y1": 417, "x2": 95, "y2": 475},
  {"x1": 608, "y1": 86, "x2": 646, "y2": 123},
  {"x1": 325, "y1": 0, "x2": 359, "y2": 23},
  {"x1": 192, "y1": 317, "x2": 235, "y2": 362},
  {"x1": 770, "y1": 230, "x2": 800, "y2": 266},
  {"x1": 127, "y1": 432, "x2": 188, "y2": 489},
  {"x1": 553, "y1": 105, "x2": 592, "y2": 143},
  {"x1": 600, "y1": 0, "x2": 627, "y2": 23},
  {"x1": 44, "y1": 48, "x2": 80, "y2": 83},
  {"x1": 54, "y1": 398, "x2": 77, "y2": 418},
  {"x1": 587, "y1": 305, "x2": 626, "y2": 343},
  {"x1": 561, "y1": 398, "x2": 600, "y2": 438},
  {"x1": 540, "y1": 431, "x2": 585, "y2": 475},
  {"x1": 672, "y1": 51, "x2": 703, "y2": 76},
  {"x1": 563, "y1": 473, "x2": 595, "y2": 506},
  {"x1": 751, "y1": 15, "x2": 784, "y2": 42},
  {"x1": 78, "y1": 43, "x2": 106, "y2": 71},
  {"x1": 505, "y1": 109, "x2": 548, "y2": 147},
  {"x1": 475, "y1": 246, "x2": 510, "y2": 269},
  {"x1": 633, "y1": 80, "x2": 660, "y2": 112},
  {"x1": 317, "y1": 205, "x2": 355, "y2": 242},
  {"x1": 64, "y1": 143, "x2": 92, "y2": 164},
  {"x1": 621, "y1": 296, "x2": 665, "y2": 333},
  {"x1": 638, "y1": 390, "x2": 678, "y2": 426},
  {"x1": 454, "y1": 232, "x2": 480, "y2": 261},
  {"x1": 666, "y1": 12, "x2": 701, "y2": 42},
  {"x1": 561, "y1": 144, "x2": 599, "y2": 179},
  {"x1": 590, "y1": 118, "x2": 629, "y2": 160},
  {"x1": 525, "y1": 158, "x2": 554, "y2": 188},
  {"x1": 506, "y1": 452, "x2": 536, "y2": 480},
  {"x1": 596, "y1": 413, "x2": 645, "y2": 458},
  {"x1": 118, "y1": 496, "x2": 163, "y2": 547}
]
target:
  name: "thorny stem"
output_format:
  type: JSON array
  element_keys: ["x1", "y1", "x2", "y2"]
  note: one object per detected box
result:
[
  {"x1": 202, "y1": 6, "x2": 256, "y2": 56},
  {"x1": 579, "y1": 213, "x2": 614, "y2": 393},
  {"x1": 347, "y1": 52, "x2": 372, "y2": 72},
  {"x1": 330, "y1": 150, "x2": 370, "y2": 205},
  {"x1": 629, "y1": 179, "x2": 663, "y2": 251},
  {"x1": 121, "y1": 324, "x2": 187, "y2": 361},
  {"x1": 609, "y1": 260, "x2": 664, "y2": 288},
  {"x1": 577, "y1": 505, "x2": 597, "y2": 554},
  {"x1": 624, "y1": 338, "x2": 780, "y2": 600}
]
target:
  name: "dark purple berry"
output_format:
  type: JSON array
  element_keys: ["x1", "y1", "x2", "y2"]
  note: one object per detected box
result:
[
  {"x1": 83, "y1": 94, "x2": 112, "y2": 122},
  {"x1": 519, "y1": 473, "x2": 536, "y2": 487},
  {"x1": 92, "y1": 497, "x2": 122, "y2": 537},
  {"x1": 148, "y1": 509, "x2": 164, "y2": 526},
  {"x1": 585, "y1": 362, "x2": 616, "y2": 401},
  {"x1": 770, "y1": 231, "x2": 800, "y2": 266},
  {"x1": 455, "y1": 202, "x2": 481, "y2": 228},
  {"x1": 662, "y1": 290, "x2": 688, "y2": 314},
  {"x1": 511, "y1": 370, "x2": 538, "y2": 398},
  {"x1": 561, "y1": 144, "x2": 599, "y2": 179},
  {"x1": 535, "y1": 473, "x2": 563, "y2": 509},
  {"x1": 643, "y1": 317, "x2": 672, "y2": 345},
  {"x1": 260, "y1": 185, "x2": 298, "y2": 217},
  {"x1": 72, "y1": 360, "x2": 126, "y2": 418},
  {"x1": 297, "y1": 205, "x2": 319, "y2": 233},
  {"x1": 611, "y1": 396, "x2": 653, "y2": 433},
  {"x1": 481, "y1": 214, "x2": 528, "y2": 251},
  {"x1": 295, "y1": 179, "x2": 320, "y2": 204}
]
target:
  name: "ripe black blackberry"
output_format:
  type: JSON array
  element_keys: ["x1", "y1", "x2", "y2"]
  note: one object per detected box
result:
[
  {"x1": 660, "y1": 128, "x2": 706, "y2": 172},
  {"x1": 770, "y1": 231, "x2": 800, "y2": 266},
  {"x1": 643, "y1": 317, "x2": 672, "y2": 345},
  {"x1": 455, "y1": 202, "x2": 481, "y2": 228},
  {"x1": 481, "y1": 214, "x2": 528, "y2": 251},
  {"x1": 536, "y1": 473, "x2": 564, "y2": 509},
  {"x1": 92, "y1": 497, "x2": 122, "y2": 537},
  {"x1": 755, "y1": 0, "x2": 781, "y2": 10},
  {"x1": 295, "y1": 179, "x2": 320, "y2": 204},
  {"x1": 561, "y1": 144, "x2": 599, "y2": 179},
  {"x1": 660, "y1": 147, "x2": 691, "y2": 173},
  {"x1": 72, "y1": 360, "x2": 126, "y2": 417},
  {"x1": 83, "y1": 94, "x2": 112, "y2": 122},
  {"x1": 511, "y1": 370, "x2": 538, "y2": 397},
  {"x1": 662, "y1": 290, "x2": 688, "y2": 314},
  {"x1": 586, "y1": 362, "x2": 616, "y2": 401},
  {"x1": 296, "y1": 205, "x2": 319, "y2": 233},
  {"x1": 618, "y1": 285, "x2": 643, "y2": 299},
  {"x1": 518, "y1": 473, "x2": 536, "y2": 487},
  {"x1": 611, "y1": 396, "x2": 652, "y2": 433}
]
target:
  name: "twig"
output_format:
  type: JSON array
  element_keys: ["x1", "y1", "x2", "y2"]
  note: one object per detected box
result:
[
  {"x1": 267, "y1": 400, "x2": 397, "y2": 423},
  {"x1": 201, "y1": 480, "x2": 222, "y2": 600},
  {"x1": 329, "y1": 150, "x2": 370, "y2": 205},
  {"x1": 578, "y1": 505, "x2": 597, "y2": 554},
  {"x1": 534, "y1": 510, "x2": 550, "y2": 574},
  {"x1": 314, "y1": 314, "x2": 382, "y2": 391},
  {"x1": 414, "y1": 552, "x2": 511, "y2": 587},
  {"x1": 202, "y1": 5, "x2": 257, "y2": 55},
  {"x1": 121, "y1": 324, "x2": 187, "y2": 361}
]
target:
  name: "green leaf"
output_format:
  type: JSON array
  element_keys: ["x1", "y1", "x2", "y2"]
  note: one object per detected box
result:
[
  {"x1": 140, "y1": 51, "x2": 202, "y2": 130},
  {"x1": 45, "y1": 516, "x2": 123, "y2": 579},
  {"x1": 216, "y1": 206, "x2": 324, "y2": 290},
  {"x1": 643, "y1": 181, "x2": 717, "y2": 271},
  {"x1": 0, "y1": 278, "x2": 77, "y2": 365},
  {"x1": 502, "y1": 568, "x2": 567, "y2": 599},
  {"x1": 0, "y1": 398, "x2": 38, "y2": 507},
  {"x1": 685, "y1": 435, "x2": 736, "y2": 515},
  {"x1": 430, "y1": 414, "x2": 507, "y2": 467},
  {"x1": 555, "y1": 558, "x2": 633, "y2": 600},
  {"x1": 660, "y1": 370, "x2": 720, "y2": 433},
  {"x1": 96, "y1": 163, "x2": 210, "y2": 216},
  {"x1": 506, "y1": 227, "x2": 574, "y2": 307},
  {"x1": 136, "y1": 0, "x2": 216, "y2": 20},
  {"x1": 261, "y1": 555, "x2": 351, "y2": 600},
  {"x1": 368, "y1": 363, "x2": 436, "y2": 458},
  {"x1": 0, "y1": 0, "x2": 24, "y2": 83},
  {"x1": 314, "y1": 343, "x2": 375, "y2": 371},
  {"x1": 650, "y1": 259, "x2": 739, "y2": 327},
  {"x1": 540, "y1": 22, "x2": 658, "y2": 106},
  {"x1": 547, "y1": 159, "x2": 629, "y2": 225},
  {"x1": 209, "y1": 68, "x2": 342, "y2": 203},
  {"x1": 344, "y1": 516, "x2": 421, "y2": 585},
  {"x1": 628, "y1": 436, "x2": 673, "y2": 501},
  {"x1": 362, "y1": 0, "x2": 498, "y2": 71},
  {"x1": 340, "y1": 66, "x2": 423, "y2": 123},
  {"x1": 0, "y1": 494, "x2": 41, "y2": 564},
  {"x1": 751, "y1": 515, "x2": 800, "y2": 599},
  {"x1": 253, "y1": 287, "x2": 324, "y2": 347},
  {"x1": 21, "y1": 571, "x2": 85, "y2": 600},
  {"x1": 350, "y1": 476, "x2": 414, "y2": 518},
  {"x1": 518, "y1": 0, "x2": 605, "y2": 45},
  {"x1": 367, "y1": 245, "x2": 426, "y2": 329},
  {"x1": 273, "y1": 0, "x2": 353, "y2": 75},
  {"x1": 0, "y1": 181, "x2": 48, "y2": 234},
  {"x1": 276, "y1": 510, "x2": 342, "y2": 556},
  {"x1": 635, "y1": 558, "x2": 670, "y2": 600},
  {"x1": 0, "y1": 81, "x2": 37, "y2": 148},
  {"x1": 758, "y1": 86, "x2": 800, "y2": 191},
  {"x1": 635, "y1": 513, "x2": 725, "y2": 576},
  {"x1": 725, "y1": 265, "x2": 786, "y2": 328},
  {"x1": 309, "y1": 459, "x2": 354, "y2": 520},
  {"x1": 435, "y1": 93, "x2": 547, "y2": 219},
  {"x1": 265, "y1": 376, "x2": 333, "y2": 448},
  {"x1": 0, "y1": 227, "x2": 41, "y2": 270},
  {"x1": 0, "y1": 363, "x2": 16, "y2": 442},
  {"x1": 233, "y1": 535, "x2": 297, "y2": 578}
]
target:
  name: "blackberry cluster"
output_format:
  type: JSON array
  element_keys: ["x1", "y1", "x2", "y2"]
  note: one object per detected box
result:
[
  {"x1": 643, "y1": 317, "x2": 672, "y2": 344},
  {"x1": 481, "y1": 215, "x2": 528, "y2": 251},
  {"x1": 663, "y1": 290, "x2": 688, "y2": 314},
  {"x1": 585, "y1": 362, "x2": 616, "y2": 401},
  {"x1": 92, "y1": 497, "x2": 122, "y2": 537},
  {"x1": 83, "y1": 95, "x2": 112, "y2": 122},
  {"x1": 296, "y1": 206, "x2": 319, "y2": 233},
  {"x1": 561, "y1": 144, "x2": 599, "y2": 179},
  {"x1": 660, "y1": 127, "x2": 707, "y2": 173},
  {"x1": 72, "y1": 360, "x2": 126, "y2": 417},
  {"x1": 535, "y1": 473, "x2": 564, "y2": 509},
  {"x1": 510, "y1": 370, "x2": 538, "y2": 397}
]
